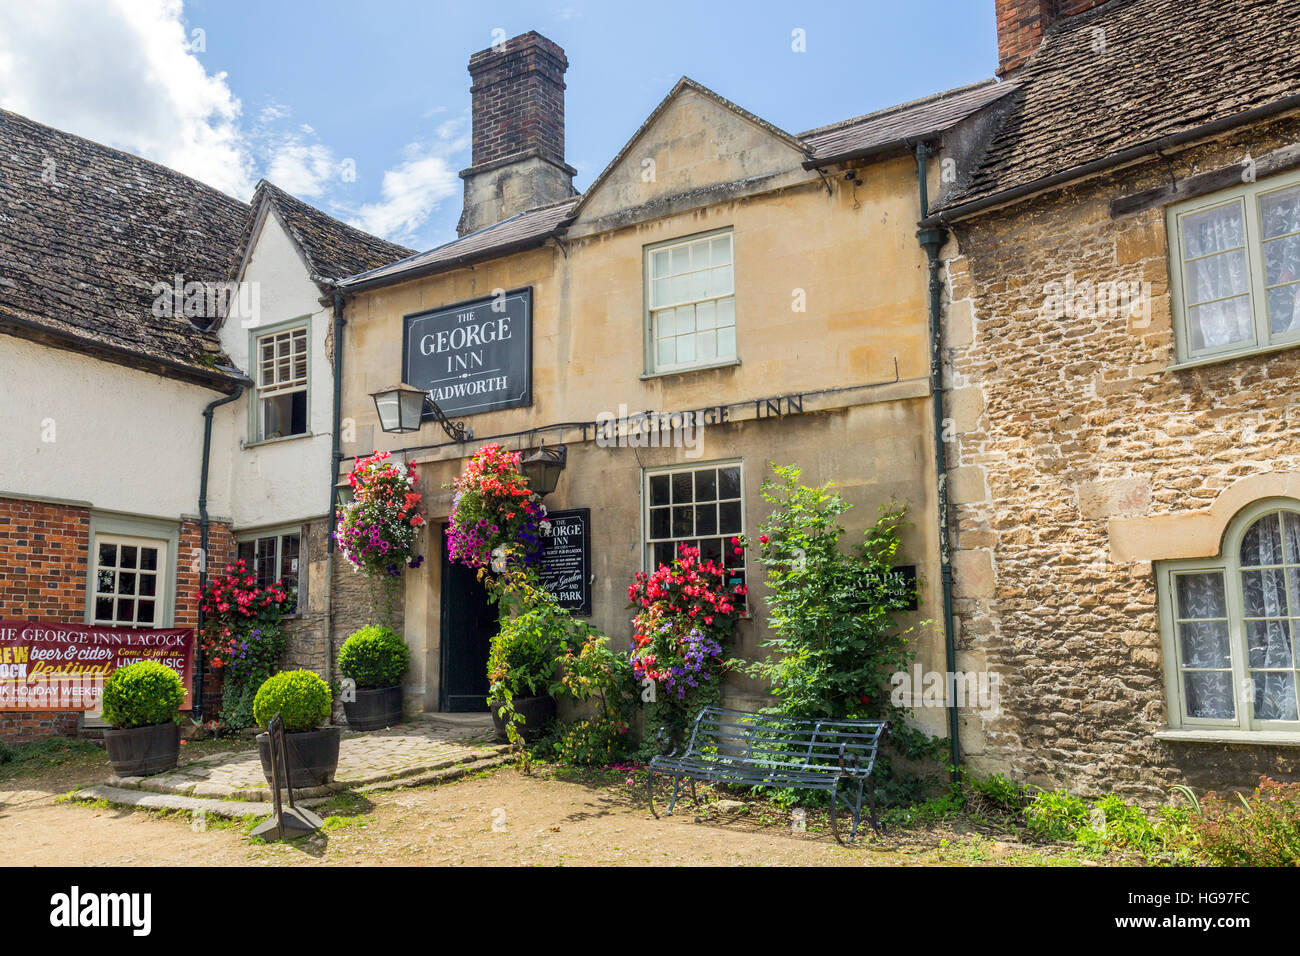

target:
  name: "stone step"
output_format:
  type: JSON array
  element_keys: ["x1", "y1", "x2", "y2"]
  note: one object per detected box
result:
[
  {"x1": 355, "y1": 752, "x2": 514, "y2": 792},
  {"x1": 69, "y1": 784, "x2": 329, "y2": 819}
]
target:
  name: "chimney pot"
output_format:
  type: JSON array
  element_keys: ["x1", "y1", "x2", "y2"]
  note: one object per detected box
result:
[
  {"x1": 994, "y1": 0, "x2": 1111, "y2": 76},
  {"x1": 458, "y1": 31, "x2": 576, "y2": 236}
]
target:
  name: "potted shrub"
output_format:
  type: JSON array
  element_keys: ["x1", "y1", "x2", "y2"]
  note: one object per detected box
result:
[
  {"x1": 487, "y1": 605, "x2": 567, "y2": 743},
  {"x1": 337, "y1": 625, "x2": 409, "y2": 731},
  {"x1": 252, "y1": 669, "x2": 339, "y2": 788},
  {"x1": 101, "y1": 661, "x2": 185, "y2": 776}
]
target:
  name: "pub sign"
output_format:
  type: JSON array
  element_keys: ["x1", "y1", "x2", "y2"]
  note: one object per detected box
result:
[{"x1": 403, "y1": 287, "x2": 532, "y2": 418}]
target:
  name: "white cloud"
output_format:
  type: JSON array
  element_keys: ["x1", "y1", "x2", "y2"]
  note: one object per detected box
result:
[
  {"x1": 348, "y1": 120, "x2": 469, "y2": 245},
  {"x1": 0, "y1": 0, "x2": 255, "y2": 198},
  {"x1": 0, "y1": 0, "x2": 469, "y2": 248},
  {"x1": 265, "y1": 140, "x2": 338, "y2": 199}
]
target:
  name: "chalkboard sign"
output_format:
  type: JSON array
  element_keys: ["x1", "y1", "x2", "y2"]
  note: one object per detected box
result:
[
  {"x1": 402, "y1": 287, "x2": 532, "y2": 418},
  {"x1": 537, "y1": 508, "x2": 591, "y2": 615}
]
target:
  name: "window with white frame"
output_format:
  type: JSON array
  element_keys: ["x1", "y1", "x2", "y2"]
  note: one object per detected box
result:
[
  {"x1": 91, "y1": 535, "x2": 166, "y2": 627},
  {"x1": 254, "y1": 325, "x2": 308, "y2": 440},
  {"x1": 646, "y1": 230, "x2": 736, "y2": 373},
  {"x1": 236, "y1": 531, "x2": 300, "y2": 613},
  {"x1": 1168, "y1": 170, "x2": 1300, "y2": 363},
  {"x1": 644, "y1": 462, "x2": 745, "y2": 588},
  {"x1": 1158, "y1": 501, "x2": 1300, "y2": 732}
]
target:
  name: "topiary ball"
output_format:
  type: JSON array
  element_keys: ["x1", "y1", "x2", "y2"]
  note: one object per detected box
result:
[
  {"x1": 252, "y1": 669, "x2": 332, "y2": 733},
  {"x1": 101, "y1": 661, "x2": 185, "y2": 729},
  {"x1": 337, "y1": 626, "x2": 409, "y2": 689}
]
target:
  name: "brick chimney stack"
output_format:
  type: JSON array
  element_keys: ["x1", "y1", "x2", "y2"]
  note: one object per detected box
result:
[
  {"x1": 458, "y1": 31, "x2": 577, "y2": 236},
  {"x1": 995, "y1": 0, "x2": 1111, "y2": 76}
]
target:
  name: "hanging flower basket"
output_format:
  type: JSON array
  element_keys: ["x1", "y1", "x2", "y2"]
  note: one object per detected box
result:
[
  {"x1": 335, "y1": 450, "x2": 427, "y2": 577},
  {"x1": 447, "y1": 442, "x2": 548, "y2": 573}
]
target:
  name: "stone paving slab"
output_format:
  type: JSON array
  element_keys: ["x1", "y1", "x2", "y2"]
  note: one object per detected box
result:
[
  {"x1": 70, "y1": 785, "x2": 329, "y2": 819},
  {"x1": 102, "y1": 715, "x2": 507, "y2": 803}
]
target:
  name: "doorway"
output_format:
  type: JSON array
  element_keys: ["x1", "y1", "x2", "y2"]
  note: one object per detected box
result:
[{"x1": 438, "y1": 526, "x2": 497, "y2": 712}]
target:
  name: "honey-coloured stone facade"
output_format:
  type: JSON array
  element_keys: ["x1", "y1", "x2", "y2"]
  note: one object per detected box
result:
[{"x1": 940, "y1": 113, "x2": 1300, "y2": 799}]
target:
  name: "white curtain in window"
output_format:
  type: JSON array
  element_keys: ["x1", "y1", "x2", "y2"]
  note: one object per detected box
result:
[{"x1": 1183, "y1": 204, "x2": 1253, "y2": 348}]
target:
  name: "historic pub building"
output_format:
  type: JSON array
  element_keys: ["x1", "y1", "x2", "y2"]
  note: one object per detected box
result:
[{"x1": 329, "y1": 32, "x2": 1007, "y2": 740}]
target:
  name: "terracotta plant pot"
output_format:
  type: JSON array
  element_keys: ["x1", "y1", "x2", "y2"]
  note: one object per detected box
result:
[
  {"x1": 342, "y1": 685, "x2": 403, "y2": 732},
  {"x1": 103, "y1": 722, "x2": 180, "y2": 777},
  {"x1": 489, "y1": 695, "x2": 556, "y2": 743},
  {"x1": 256, "y1": 726, "x2": 341, "y2": 789}
]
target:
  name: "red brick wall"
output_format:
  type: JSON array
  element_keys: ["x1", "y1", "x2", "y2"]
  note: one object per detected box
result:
[
  {"x1": 0, "y1": 498, "x2": 89, "y2": 744},
  {"x1": 179, "y1": 518, "x2": 235, "y2": 720},
  {"x1": 0, "y1": 499, "x2": 235, "y2": 740},
  {"x1": 468, "y1": 32, "x2": 568, "y2": 166},
  {"x1": 0, "y1": 711, "x2": 79, "y2": 745},
  {"x1": 0, "y1": 497, "x2": 90, "y2": 621},
  {"x1": 995, "y1": 0, "x2": 1111, "y2": 75}
]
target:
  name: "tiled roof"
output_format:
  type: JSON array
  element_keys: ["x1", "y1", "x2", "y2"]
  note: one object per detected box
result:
[
  {"x1": 933, "y1": 0, "x2": 1300, "y2": 213},
  {"x1": 0, "y1": 108, "x2": 250, "y2": 384},
  {"x1": 337, "y1": 198, "x2": 578, "y2": 290},
  {"x1": 800, "y1": 80, "x2": 1018, "y2": 163},
  {"x1": 251, "y1": 180, "x2": 413, "y2": 283},
  {"x1": 339, "y1": 78, "x2": 1014, "y2": 290}
]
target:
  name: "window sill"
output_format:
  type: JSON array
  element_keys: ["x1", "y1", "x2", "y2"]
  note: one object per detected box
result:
[
  {"x1": 1169, "y1": 339, "x2": 1300, "y2": 372},
  {"x1": 244, "y1": 432, "x2": 314, "y2": 449},
  {"x1": 640, "y1": 358, "x2": 741, "y2": 381},
  {"x1": 1155, "y1": 728, "x2": 1300, "y2": 746}
]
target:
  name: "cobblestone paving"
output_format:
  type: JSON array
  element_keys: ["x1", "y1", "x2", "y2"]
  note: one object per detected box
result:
[{"x1": 104, "y1": 715, "x2": 507, "y2": 802}]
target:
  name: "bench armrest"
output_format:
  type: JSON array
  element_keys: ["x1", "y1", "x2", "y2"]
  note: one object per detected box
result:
[
  {"x1": 837, "y1": 742, "x2": 865, "y2": 776},
  {"x1": 657, "y1": 725, "x2": 679, "y2": 758}
]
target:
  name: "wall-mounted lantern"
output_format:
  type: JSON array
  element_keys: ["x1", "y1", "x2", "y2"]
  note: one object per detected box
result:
[
  {"x1": 519, "y1": 443, "x2": 567, "y2": 498},
  {"x1": 370, "y1": 383, "x2": 472, "y2": 442}
]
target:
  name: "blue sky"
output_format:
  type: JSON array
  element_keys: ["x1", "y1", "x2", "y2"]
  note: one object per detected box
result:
[{"x1": 0, "y1": 1, "x2": 997, "y2": 251}]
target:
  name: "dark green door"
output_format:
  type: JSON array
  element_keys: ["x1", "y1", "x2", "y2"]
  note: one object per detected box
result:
[{"x1": 439, "y1": 528, "x2": 496, "y2": 712}]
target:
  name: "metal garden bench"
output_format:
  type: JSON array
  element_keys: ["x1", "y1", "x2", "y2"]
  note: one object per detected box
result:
[{"x1": 647, "y1": 706, "x2": 888, "y2": 843}]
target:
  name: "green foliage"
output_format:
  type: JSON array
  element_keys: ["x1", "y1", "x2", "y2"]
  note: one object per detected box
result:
[
  {"x1": 968, "y1": 772, "x2": 1028, "y2": 811},
  {"x1": 1025, "y1": 789, "x2": 1090, "y2": 842},
  {"x1": 537, "y1": 717, "x2": 632, "y2": 766},
  {"x1": 337, "y1": 626, "x2": 409, "y2": 689},
  {"x1": 1075, "y1": 793, "x2": 1160, "y2": 853},
  {"x1": 749, "y1": 464, "x2": 919, "y2": 722},
  {"x1": 881, "y1": 786, "x2": 964, "y2": 830},
  {"x1": 743, "y1": 463, "x2": 938, "y2": 804},
  {"x1": 560, "y1": 631, "x2": 635, "y2": 722},
  {"x1": 252, "y1": 669, "x2": 332, "y2": 733},
  {"x1": 1192, "y1": 776, "x2": 1300, "y2": 866},
  {"x1": 488, "y1": 604, "x2": 568, "y2": 701},
  {"x1": 101, "y1": 662, "x2": 185, "y2": 729}
]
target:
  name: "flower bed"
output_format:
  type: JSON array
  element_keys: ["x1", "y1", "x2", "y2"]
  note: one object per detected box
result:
[
  {"x1": 197, "y1": 559, "x2": 292, "y2": 730},
  {"x1": 628, "y1": 541, "x2": 746, "y2": 744}
]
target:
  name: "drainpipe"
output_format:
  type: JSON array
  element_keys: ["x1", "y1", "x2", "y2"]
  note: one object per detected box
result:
[
  {"x1": 325, "y1": 290, "x2": 346, "y2": 689},
  {"x1": 197, "y1": 382, "x2": 246, "y2": 719},
  {"x1": 914, "y1": 141, "x2": 961, "y2": 777}
]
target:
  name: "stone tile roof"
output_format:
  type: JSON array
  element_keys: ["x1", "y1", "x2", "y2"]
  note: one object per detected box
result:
[
  {"x1": 339, "y1": 78, "x2": 1014, "y2": 291},
  {"x1": 933, "y1": 0, "x2": 1300, "y2": 213},
  {"x1": 337, "y1": 197, "x2": 578, "y2": 290},
  {"x1": 0, "y1": 107, "x2": 250, "y2": 385},
  {"x1": 800, "y1": 80, "x2": 1018, "y2": 163},
  {"x1": 250, "y1": 180, "x2": 413, "y2": 283}
]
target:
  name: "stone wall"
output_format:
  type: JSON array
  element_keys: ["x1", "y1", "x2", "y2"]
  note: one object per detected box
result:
[
  {"x1": 940, "y1": 113, "x2": 1300, "y2": 800},
  {"x1": 280, "y1": 519, "x2": 335, "y2": 678}
]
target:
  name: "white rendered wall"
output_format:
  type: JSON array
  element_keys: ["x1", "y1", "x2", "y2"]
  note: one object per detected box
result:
[
  {"x1": 0, "y1": 333, "x2": 234, "y2": 519},
  {"x1": 216, "y1": 211, "x2": 335, "y2": 531}
]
